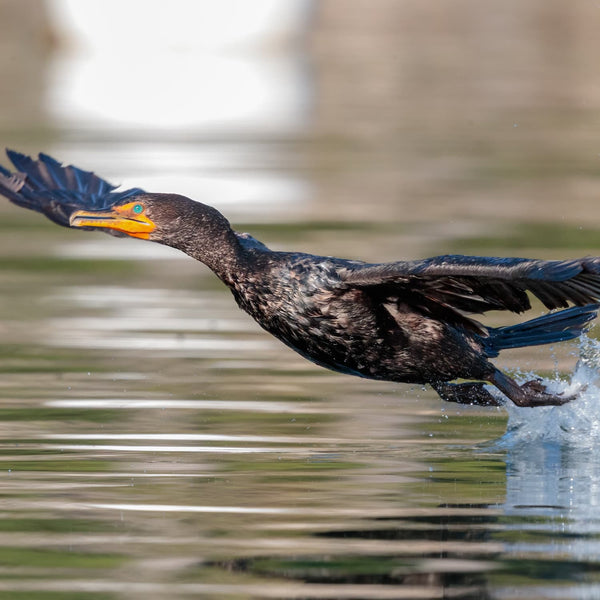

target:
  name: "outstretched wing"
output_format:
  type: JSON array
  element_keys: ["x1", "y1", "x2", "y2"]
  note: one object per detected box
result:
[
  {"x1": 0, "y1": 150, "x2": 144, "y2": 228},
  {"x1": 340, "y1": 254, "x2": 600, "y2": 314}
]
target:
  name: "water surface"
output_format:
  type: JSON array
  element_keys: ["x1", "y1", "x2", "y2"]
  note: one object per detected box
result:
[
  {"x1": 2, "y1": 2, "x2": 600, "y2": 598},
  {"x1": 2, "y1": 188, "x2": 600, "y2": 599}
]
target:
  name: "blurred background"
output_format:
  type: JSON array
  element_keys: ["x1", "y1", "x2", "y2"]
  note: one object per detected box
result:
[
  {"x1": 2, "y1": 0, "x2": 600, "y2": 257},
  {"x1": 1, "y1": 2, "x2": 600, "y2": 598}
]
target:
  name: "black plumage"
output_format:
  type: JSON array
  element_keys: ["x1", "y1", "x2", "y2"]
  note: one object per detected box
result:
[
  {"x1": 0, "y1": 150, "x2": 143, "y2": 228},
  {"x1": 1, "y1": 149, "x2": 599, "y2": 408}
]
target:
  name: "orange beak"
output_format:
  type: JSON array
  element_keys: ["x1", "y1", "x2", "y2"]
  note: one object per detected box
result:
[{"x1": 69, "y1": 202, "x2": 156, "y2": 240}]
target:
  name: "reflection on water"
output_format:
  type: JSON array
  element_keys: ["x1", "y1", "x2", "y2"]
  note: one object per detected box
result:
[
  {"x1": 2, "y1": 1, "x2": 600, "y2": 599},
  {"x1": 4, "y1": 268, "x2": 600, "y2": 598},
  {"x1": 497, "y1": 339, "x2": 600, "y2": 571},
  {"x1": 47, "y1": 0, "x2": 312, "y2": 134}
]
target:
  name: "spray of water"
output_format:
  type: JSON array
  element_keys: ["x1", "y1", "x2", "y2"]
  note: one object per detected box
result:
[{"x1": 496, "y1": 335, "x2": 600, "y2": 448}]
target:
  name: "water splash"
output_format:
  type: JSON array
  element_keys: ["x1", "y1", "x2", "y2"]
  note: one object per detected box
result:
[{"x1": 497, "y1": 335, "x2": 600, "y2": 448}]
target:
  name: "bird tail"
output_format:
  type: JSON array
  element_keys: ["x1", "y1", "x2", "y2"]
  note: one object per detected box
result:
[
  {"x1": 485, "y1": 304, "x2": 599, "y2": 357},
  {"x1": 0, "y1": 149, "x2": 143, "y2": 227}
]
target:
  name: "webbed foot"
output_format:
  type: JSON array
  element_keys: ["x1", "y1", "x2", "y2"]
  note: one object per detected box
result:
[{"x1": 492, "y1": 372, "x2": 580, "y2": 407}]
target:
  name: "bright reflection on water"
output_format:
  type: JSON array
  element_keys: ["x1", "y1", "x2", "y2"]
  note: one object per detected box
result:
[
  {"x1": 3, "y1": 1, "x2": 600, "y2": 599},
  {"x1": 47, "y1": 0, "x2": 311, "y2": 133}
]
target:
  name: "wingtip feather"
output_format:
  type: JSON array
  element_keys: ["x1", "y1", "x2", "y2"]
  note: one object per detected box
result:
[{"x1": 0, "y1": 149, "x2": 146, "y2": 221}]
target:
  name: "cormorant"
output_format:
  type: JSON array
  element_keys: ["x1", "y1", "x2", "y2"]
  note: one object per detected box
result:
[{"x1": 1, "y1": 150, "x2": 598, "y2": 408}]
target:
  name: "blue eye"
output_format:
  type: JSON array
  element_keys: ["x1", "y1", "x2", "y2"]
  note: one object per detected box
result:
[{"x1": 132, "y1": 203, "x2": 144, "y2": 214}]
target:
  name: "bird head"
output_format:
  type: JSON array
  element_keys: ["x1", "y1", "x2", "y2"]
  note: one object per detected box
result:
[
  {"x1": 70, "y1": 197, "x2": 156, "y2": 239},
  {"x1": 69, "y1": 193, "x2": 239, "y2": 274},
  {"x1": 69, "y1": 193, "x2": 231, "y2": 244}
]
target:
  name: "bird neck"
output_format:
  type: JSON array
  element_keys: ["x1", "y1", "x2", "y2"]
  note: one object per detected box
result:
[{"x1": 173, "y1": 222, "x2": 249, "y2": 285}]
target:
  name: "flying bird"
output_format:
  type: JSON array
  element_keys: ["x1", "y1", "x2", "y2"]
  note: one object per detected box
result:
[{"x1": 1, "y1": 149, "x2": 598, "y2": 408}]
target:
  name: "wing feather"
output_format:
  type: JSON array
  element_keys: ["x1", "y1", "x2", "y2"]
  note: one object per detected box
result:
[
  {"x1": 341, "y1": 254, "x2": 600, "y2": 314},
  {"x1": 0, "y1": 149, "x2": 144, "y2": 228}
]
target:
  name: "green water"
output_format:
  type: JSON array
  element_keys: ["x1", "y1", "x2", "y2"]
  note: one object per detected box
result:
[
  {"x1": 3, "y1": 1, "x2": 600, "y2": 598},
  {"x1": 1, "y1": 176, "x2": 599, "y2": 599}
]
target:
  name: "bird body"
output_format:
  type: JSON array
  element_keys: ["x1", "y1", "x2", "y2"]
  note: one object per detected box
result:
[
  {"x1": 225, "y1": 244, "x2": 489, "y2": 385},
  {"x1": 1, "y1": 149, "x2": 599, "y2": 408}
]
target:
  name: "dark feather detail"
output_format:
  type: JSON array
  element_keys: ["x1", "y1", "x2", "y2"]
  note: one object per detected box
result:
[
  {"x1": 341, "y1": 254, "x2": 600, "y2": 315},
  {"x1": 0, "y1": 150, "x2": 144, "y2": 228},
  {"x1": 484, "y1": 304, "x2": 599, "y2": 357}
]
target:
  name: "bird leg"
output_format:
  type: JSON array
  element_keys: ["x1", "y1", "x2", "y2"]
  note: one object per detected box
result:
[
  {"x1": 488, "y1": 369, "x2": 577, "y2": 407},
  {"x1": 432, "y1": 369, "x2": 580, "y2": 407},
  {"x1": 431, "y1": 381, "x2": 502, "y2": 406}
]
